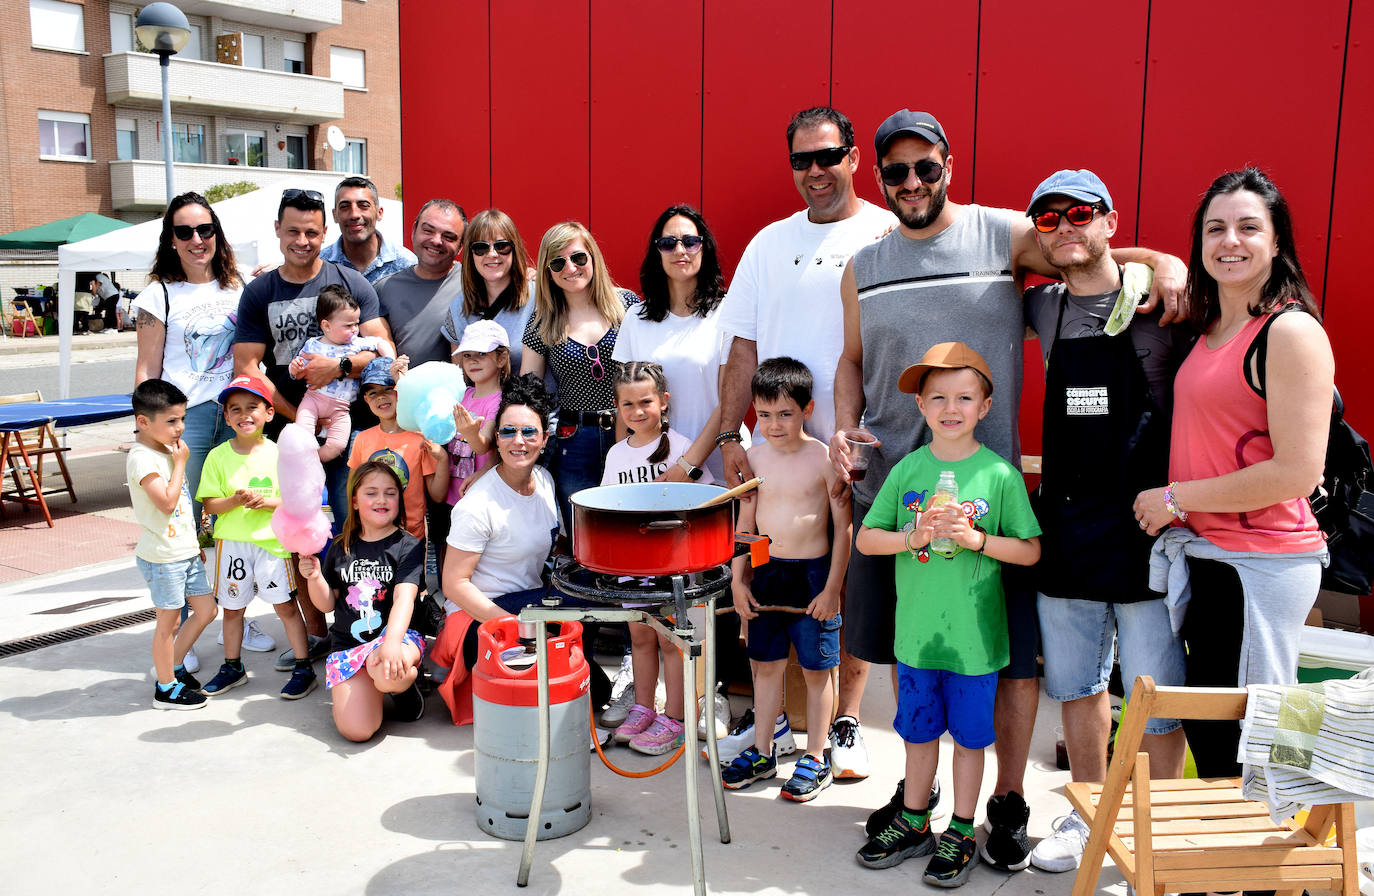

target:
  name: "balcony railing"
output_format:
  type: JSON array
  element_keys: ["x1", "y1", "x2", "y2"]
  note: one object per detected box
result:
[
  {"x1": 109, "y1": 160, "x2": 349, "y2": 211},
  {"x1": 105, "y1": 52, "x2": 345, "y2": 124},
  {"x1": 174, "y1": 0, "x2": 341, "y2": 32}
]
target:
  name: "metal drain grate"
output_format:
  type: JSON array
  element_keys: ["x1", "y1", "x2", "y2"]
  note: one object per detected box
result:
[{"x1": 0, "y1": 609, "x2": 156, "y2": 659}]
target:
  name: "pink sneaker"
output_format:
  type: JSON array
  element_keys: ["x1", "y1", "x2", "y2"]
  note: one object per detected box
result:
[
  {"x1": 614, "y1": 704, "x2": 655, "y2": 744},
  {"x1": 629, "y1": 713, "x2": 685, "y2": 756}
]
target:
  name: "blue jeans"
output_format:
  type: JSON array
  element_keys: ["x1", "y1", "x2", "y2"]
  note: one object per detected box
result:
[
  {"x1": 551, "y1": 422, "x2": 615, "y2": 531},
  {"x1": 324, "y1": 431, "x2": 359, "y2": 538},
  {"x1": 182, "y1": 399, "x2": 232, "y2": 525}
]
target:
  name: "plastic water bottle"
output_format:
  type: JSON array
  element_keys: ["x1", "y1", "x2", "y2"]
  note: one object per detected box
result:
[{"x1": 928, "y1": 471, "x2": 959, "y2": 554}]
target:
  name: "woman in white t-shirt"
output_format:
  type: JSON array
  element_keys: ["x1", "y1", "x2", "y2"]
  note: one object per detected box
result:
[
  {"x1": 432, "y1": 374, "x2": 612, "y2": 723},
  {"x1": 615, "y1": 205, "x2": 737, "y2": 483},
  {"x1": 133, "y1": 192, "x2": 242, "y2": 525}
]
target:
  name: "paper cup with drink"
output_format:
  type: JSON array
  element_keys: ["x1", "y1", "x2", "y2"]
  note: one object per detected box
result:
[{"x1": 843, "y1": 430, "x2": 881, "y2": 482}]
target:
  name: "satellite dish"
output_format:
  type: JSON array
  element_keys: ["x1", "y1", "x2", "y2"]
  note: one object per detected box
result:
[{"x1": 325, "y1": 126, "x2": 346, "y2": 153}]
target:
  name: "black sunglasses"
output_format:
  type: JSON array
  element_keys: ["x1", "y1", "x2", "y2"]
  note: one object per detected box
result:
[
  {"x1": 879, "y1": 160, "x2": 946, "y2": 187},
  {"x1": 172, "y1": 222, "x2": 216, "y2": 241},
  {"x1": 281, "y1": 188, "x2": 326, "y2": 206},
  {"x1": 548, "y1": 251, "x2": 590, "y2": 273},
  {"x1": 1032, "y1": 204, "x2": 1104, "y2": 233},
  {"x1": 497, "y1": 425, "x2": 541, "y2": 440},
  {"x1": 655, "y1": 235, "x2": 704, "y2": 253},
  {"x1": 789, "y1": 145, "x2": 852, "y2": 171},
  {"x1": 471, "y1": 239, "x2": 514, "y2": 257}
]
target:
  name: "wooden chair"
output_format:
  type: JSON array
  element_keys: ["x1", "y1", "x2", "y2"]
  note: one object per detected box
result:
[
  {"x1": 10, "y1": 300, "x2": 40, "y2": 338},
  {"x1": 0, "y1": 390, "x2": 76, "y2": 511},
  {"x1": 1068, "y1": 675, "x2": 1358, "y2": 896}
]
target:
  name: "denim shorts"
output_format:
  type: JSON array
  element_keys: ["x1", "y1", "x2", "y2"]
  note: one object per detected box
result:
[
  {"x1": 137, "y1": 555, "x2": 211, "y2": 610},
  {"x1": 744, "y1": 557, "x2": 840, "y2": 670},
  {"x1": 1037, "y1": 593, "x2": 1185, "y2": 735},
  {"x1": 894, "y1": 664, "x2": 997, "y2": 749}
]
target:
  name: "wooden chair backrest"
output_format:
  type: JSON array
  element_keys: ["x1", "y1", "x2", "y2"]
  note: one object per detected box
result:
[{"x1": 0, "y1": 391, "x2": 43, "y2": 407}]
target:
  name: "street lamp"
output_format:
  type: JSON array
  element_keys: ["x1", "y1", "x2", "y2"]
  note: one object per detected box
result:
[{"x1": 135, "y1": 2, "x2": 190, "y2": 204}]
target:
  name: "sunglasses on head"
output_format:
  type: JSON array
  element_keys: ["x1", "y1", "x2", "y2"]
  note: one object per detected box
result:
[
  {"x1": 1032, "y1": 204, "x2": 1104, "y2": 233},
  {"x1": 172, "y1": 222, "x2": 216, "y2": 241},
  {"x1": 471, "y1": 239, "x2": 514, "y2": 257},
  {"x1": 655, "y1": 235, "x2": 704, "y2": 253},
  {"x1": 497, "y1": 425, "x2": 541, "y2": 440},
  {"x1": 547, "y1": 251, "x2": 590, "y2": 273},
  {"x1": 789, "y1": 145, "x2": 852, "y2": 171},
  {"x1": 281, "y1": 188, "x2": 326, "y2": 206},
  {"x1": 879, "y1": 160, "x2": 946, "y2": 187}
]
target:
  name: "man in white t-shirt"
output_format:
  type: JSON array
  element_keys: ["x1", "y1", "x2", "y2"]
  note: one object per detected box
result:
[{"x1": 716, "y1": 106, "x2": 895, "y2": 783}]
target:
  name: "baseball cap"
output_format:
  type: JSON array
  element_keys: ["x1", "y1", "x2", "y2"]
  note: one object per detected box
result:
[
  {"x1": 455, "y1": 319, "x2": 510, "y2": 355},
  {"x1": 897, "y1": 342, "x2": 995, "y2": 395},
  {"x1": 360, "y1": 357, "x2": 396, "y2": 389},
  {"x1": 874, "y1": 110, "x2": 949, "y2": 157},
  {"x1": 218, "y1": 374, "x2": 274, "y2": 405},
  {"x1": 1026, "y1": 169, "x2": 1113, "y2": 215}
]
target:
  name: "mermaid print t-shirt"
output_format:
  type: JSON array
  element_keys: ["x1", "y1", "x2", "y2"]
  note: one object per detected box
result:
[{"x1": 323, "y1": 528, "x2": 424, "y2": 650}]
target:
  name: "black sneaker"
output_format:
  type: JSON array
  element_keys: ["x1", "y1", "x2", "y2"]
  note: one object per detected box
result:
[
  {"x1": 780, "y1": 753, "x2": 831, "y2": 802},
  {"x1": 280, "y1": 666, "x2": 318, "y2": 700},
  {"x1": 980, "y1": 791, "x2": 1031, "y2": 871},
  {"x1": 153, "y1": 681, "x2": 207, "y2": 710},
  {"x1": 924, "y1": 829, "x2": 978, "y2": 887},
  {"x1": 174, "y1": 666, "x2": 203, "y2": 693},
  {"x1": 202, "y1": 662, "x2": 248, "y2": 695},
  {"x1": 865, "y1": 778, "x2": 942, "y2": 838},
  {"x1": 856, "y1": 812, "x2": 935, "y2": 869},
  {"x1": 387, "y1": 680, "x2": 426, "y2": 722},
  {"x1": 721, "y1": 746, "x2": 777, "y2": 790}
]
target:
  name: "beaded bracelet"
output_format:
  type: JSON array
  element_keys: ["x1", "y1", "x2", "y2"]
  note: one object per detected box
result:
[
  {"x1": 1163, "y1": 481, "x2": 1188, "y2": 522},
  {"x1": 715, "y1": 430, "x2": 744, "y2": 447}
]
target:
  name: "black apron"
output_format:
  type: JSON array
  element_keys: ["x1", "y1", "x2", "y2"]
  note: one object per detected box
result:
[{"x1": 1035, "y1": 289, "x2": 1168, "y2": 602}]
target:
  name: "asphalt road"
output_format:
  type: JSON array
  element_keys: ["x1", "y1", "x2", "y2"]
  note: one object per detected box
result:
[{"x1": 0, "y1": 342, "x2": 136, "y2": 400}]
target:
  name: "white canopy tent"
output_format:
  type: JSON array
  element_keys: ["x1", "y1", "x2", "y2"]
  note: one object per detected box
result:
[{"x1": 54, "y1": 186, "x2": 405, "y2": 397}]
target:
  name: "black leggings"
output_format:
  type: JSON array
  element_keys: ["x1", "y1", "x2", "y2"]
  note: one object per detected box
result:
[{"x1": 1179, "y1": 557, "x2": 1245, "y2": 778}]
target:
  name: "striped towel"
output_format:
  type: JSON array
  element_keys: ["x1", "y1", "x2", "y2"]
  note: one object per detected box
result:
[{"x1": 1240, "y1": 670, "x2": 1374, "y2": 821}]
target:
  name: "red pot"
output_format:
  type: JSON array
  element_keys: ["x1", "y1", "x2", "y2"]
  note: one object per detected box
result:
[{"x1": 570, "y1": 483, "x2": 734, "y2": 576}]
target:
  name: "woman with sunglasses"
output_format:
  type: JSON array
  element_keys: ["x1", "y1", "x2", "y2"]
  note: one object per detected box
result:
[
  {"x1": 133, "y1": 191, "x2": 243, "y2": 530},
  {"x1": 440, "y1": 209, "x2": 538, "y2": 375},
  {"x1": 1133, "y1": 168, "x2": 1334, "y2": 779},
  {"x1": 432, "y1": 374, "x2": 612, "y2": 726},
  {"x1": 614, "y1": 205, "x2": 738, "y2": 485},
  {"x1": 521, "y1": 222, "x2": 640, "y2": 523}
]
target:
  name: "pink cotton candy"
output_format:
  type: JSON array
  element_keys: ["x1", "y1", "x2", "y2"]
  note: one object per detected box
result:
[
  {"x1": 271, "y1": 424, "x2": 330, "y2": 554},
  {"x1": 271, "y1": 508, "x2": 333, "y2": 555}
]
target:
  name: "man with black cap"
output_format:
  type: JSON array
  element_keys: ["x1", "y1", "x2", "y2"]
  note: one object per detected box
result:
[
  {"x1": 831, "y1": 110, "x2": 1187, "y2": 873},
  {"x1": 1021, "y1": 169, "x2": 1189, "y2": 873}
]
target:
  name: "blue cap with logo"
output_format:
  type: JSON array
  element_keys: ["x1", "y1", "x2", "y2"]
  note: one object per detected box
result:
[
  {"x1": 360, "y1": 357, "x2": 395, "y2": 389},
  {"x1": 1026, "y1": 169, "x2": 1113, "y2": 215}
]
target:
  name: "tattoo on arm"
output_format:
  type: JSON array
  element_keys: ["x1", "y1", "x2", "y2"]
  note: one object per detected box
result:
[{"x1": 136, "y1": 309, "x2": 161, "y2": 329}]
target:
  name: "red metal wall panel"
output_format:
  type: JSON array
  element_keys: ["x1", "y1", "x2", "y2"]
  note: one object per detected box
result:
[
  {"x1": 1324, "y1": 2, "x2": 1373, "y2": 436},
  {"x1": 488, "y1": 0, "x2": 592, "y2": 259},
  {"x1": 1136, "y1": 0, "x2": 1346, "y2": 297},
  {"x1": 700, "y1": 0, "x2": 832, "y2": 277},
  {"x1": 398, "y1": 0, "x2": 490, "y2": 246},
  {"x1": 588, "y1": 0, "x2": 704, "y2": 294}
]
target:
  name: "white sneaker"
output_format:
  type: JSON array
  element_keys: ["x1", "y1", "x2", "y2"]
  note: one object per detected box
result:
[
  {"x1": 601, "y1": 660, "x2": 637, "y2": 728},
  {"x1": 706, "y1": 711, "x2": 798, "y2": 765},
  {"x1": 827, "y1": 715, "x2": 871, "y2": 779},
  {"x1": 590, "y1": 725, "x2": 612, "y2": 752},
  {"x1": 224, "y1": 619, "x2": 276, "y2": 652},
  {"x1": 697, "y1": 688, "x2": 731, "y2": 739},
  {"x1": 182, "y1": 646, "x2": 200, "y2": 674},
  {"x1": 1030, "y1": 810, "x2": 1090, "y2": 872}
]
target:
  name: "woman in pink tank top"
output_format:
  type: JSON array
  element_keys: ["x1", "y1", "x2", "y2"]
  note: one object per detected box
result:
[{"x1": 1133, "y1": 168, "x2": 1334, "y2": 777}]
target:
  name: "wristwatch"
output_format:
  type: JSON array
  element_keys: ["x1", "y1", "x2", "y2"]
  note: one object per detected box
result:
[
  {"x1": 338, "y1": 356, "x2": 353, "y2": 378},
  {"x1": 677, "y1": 457, "x2": 704, "y2": 481}
]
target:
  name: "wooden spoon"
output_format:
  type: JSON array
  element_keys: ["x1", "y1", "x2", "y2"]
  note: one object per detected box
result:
[{"x1": 693, "y1": 476, "x2": 764, "y2": 508}]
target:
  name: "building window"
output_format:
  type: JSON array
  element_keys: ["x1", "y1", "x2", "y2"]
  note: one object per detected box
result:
[
  {"x1": 109, "y1": 11, "x2": 132, "y2": 53},
  {"x1": 39, "y1": 110, "x2": 90, "y2": 160},
  {"x1": 30, "y1": 0, "x2": 85, "y2": 52},
  {"x1": 224, "y1": 129, "x2": 267, "y2": 167},
  {"x1": 329, "y1": 46, "x2": 365, "y2": 89},
  {"x1": 116, "y1": 118, "x2": 137, "y2": 161},
  {"x1": 285, "y1": 134, "x2": 307, "y2": 170},
  {"x1": 333, "y1": 139, "x2": 366, "y2": 175},
  {"x1": 180, "y1": 24, "x2": 203, "y2": 61},
  {"x1": 241, "y1": 33, "x2": 264, "y2": 69},
  {"x1": 283, "y1": 40, "x2": 305, "y2": 74},
  {"x1": 167, "y1": 123, "x2": 205, "y2": 164}
]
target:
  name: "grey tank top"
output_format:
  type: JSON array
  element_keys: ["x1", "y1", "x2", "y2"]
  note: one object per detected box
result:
[{"x1": 851, "y1": 204, "x2": 1024, "y2": 504}]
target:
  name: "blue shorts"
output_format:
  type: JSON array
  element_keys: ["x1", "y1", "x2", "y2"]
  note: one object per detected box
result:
[
  {"x1": 1037, "y1": 593, "x2": 1185, "y2": 735},
  {"x1": 894, "y1": 664, "x2": 998, "y2": 749},
  {"x1": 745, "y1": 556, "x2": 840, "y2": 670},
  {"x1": 137, "y1": 555, "x2": 211, "y2": 611}
]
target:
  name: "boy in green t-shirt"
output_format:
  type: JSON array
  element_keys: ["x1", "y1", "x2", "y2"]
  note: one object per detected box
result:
[
  {"x1": 854, "y1": 343, "x2": 1041, "y2": 887},
  {"x1": 196, "y1": 374, "x2": 316, "y2": 700}
]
